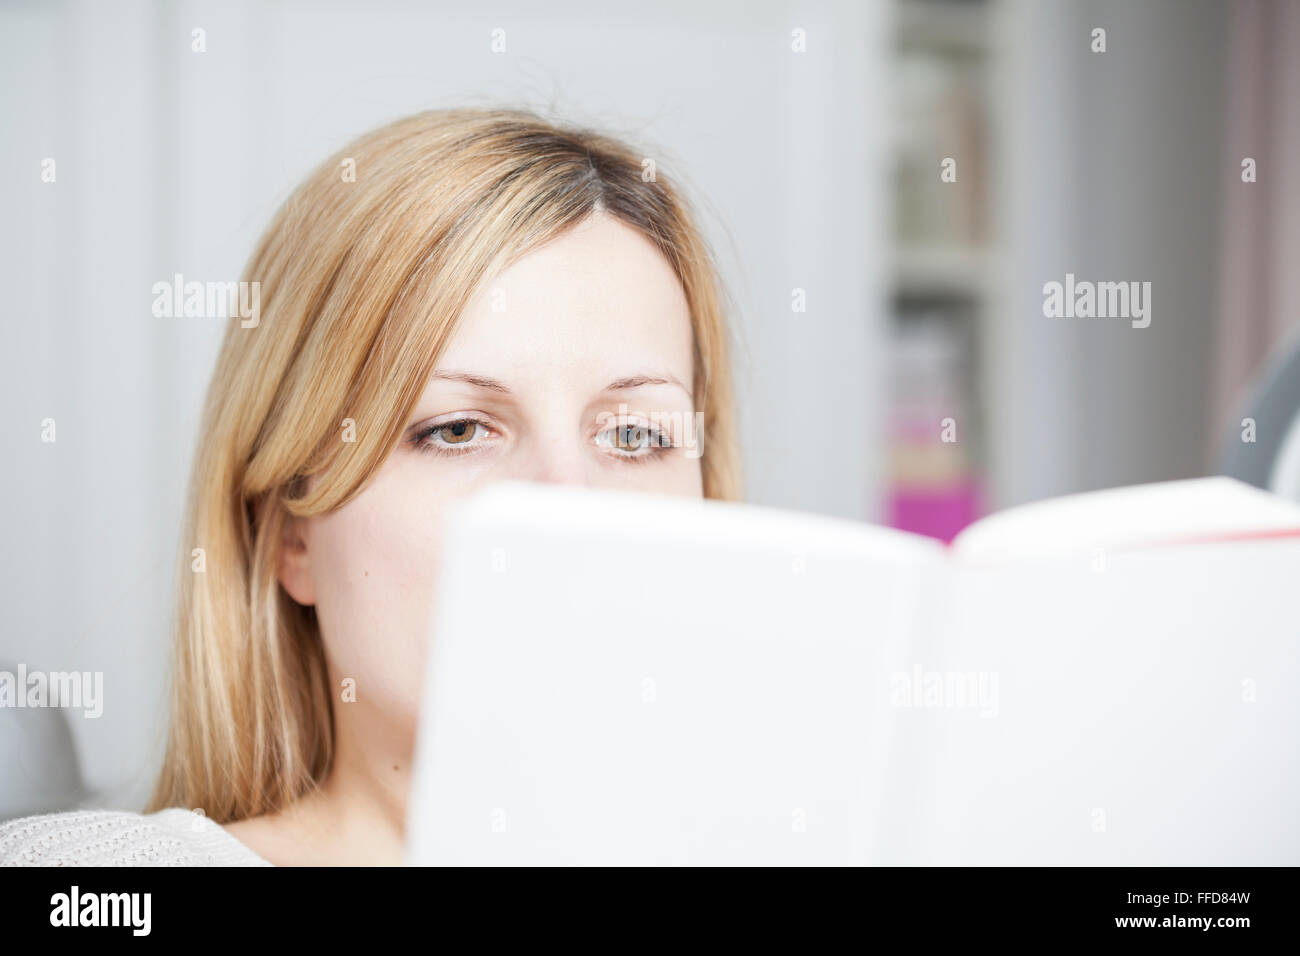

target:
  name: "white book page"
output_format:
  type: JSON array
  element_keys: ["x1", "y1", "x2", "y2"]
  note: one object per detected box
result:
[
  {"x1": 950, "y1": 476, "x2": 1300, "y2": 564},
  {"x1": 904, "y1": 535, "x2": 1300, "y2": 865},
  {"x1": 408, "y1": 481, "x2": 946, "y2": 864},
  {"x1": 868, "y1": 559, "x2": 964, "y2": 864}
]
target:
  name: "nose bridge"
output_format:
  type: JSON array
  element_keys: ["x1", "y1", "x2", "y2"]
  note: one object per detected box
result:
[{"x1": 521, "y1": 414, "x2": 590, "y2": 487}]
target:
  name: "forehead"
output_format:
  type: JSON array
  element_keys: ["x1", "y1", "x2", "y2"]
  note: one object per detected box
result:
[{"x1": 436, "y1": 214, "x2": 695, "y2": 386}]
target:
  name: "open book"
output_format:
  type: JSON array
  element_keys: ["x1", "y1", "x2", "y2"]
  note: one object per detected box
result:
[{"x1": 406, "y1": 477, "x2": 1300, "y2": 865}]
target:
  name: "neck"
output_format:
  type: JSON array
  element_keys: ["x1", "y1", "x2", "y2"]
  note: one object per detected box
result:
[
  {"x1": 229, "y1": 698, "x2": 416, "y2": 866},
  {"x1": 316, "y1": 701, "x2": 416, "y2": 862}
]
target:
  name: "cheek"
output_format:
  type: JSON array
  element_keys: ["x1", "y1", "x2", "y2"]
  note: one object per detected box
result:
[
  {"x1": 679, "y1": 453, "x2": 705, "y2": 497},
  {"x1": 304, "y1": 467, "x2": 447, "y2": 716}
]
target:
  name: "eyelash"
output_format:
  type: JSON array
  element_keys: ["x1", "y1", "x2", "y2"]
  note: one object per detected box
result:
[
  {"x1": 409, "y1": 418, "x2": 676, "y2": 464},
  {"x1": 593, "y1": 421, "x2": 676, "y2": 465},
  {"x1": 410, "y1": 418, "x2": 495, "y2": 458}
]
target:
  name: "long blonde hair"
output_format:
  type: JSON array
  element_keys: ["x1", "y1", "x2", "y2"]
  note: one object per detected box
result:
[{"x1": 147, "y1": 107, "x2": 743, "y2": 822}]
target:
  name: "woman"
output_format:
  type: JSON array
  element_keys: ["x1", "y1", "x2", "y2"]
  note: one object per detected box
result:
[{"x1": 0, "y1": 107, "x2": 742, "y2": 865}]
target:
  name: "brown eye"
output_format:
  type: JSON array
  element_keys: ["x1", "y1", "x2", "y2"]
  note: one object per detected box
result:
[
  {"x1": 616, "y1": 424, "x2": 649, "y2": 450},
  {"x1": 437, "y1": 421, "x2": 479, "y2": 445},
  {"x1": 597, "y1": 421, "x2": 672, "y2": 456}
]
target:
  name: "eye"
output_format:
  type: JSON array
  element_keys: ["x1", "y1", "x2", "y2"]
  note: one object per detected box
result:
[
  {"x1": 436, "y1": 421, "x2": 478, "y2": 444},
  {"x1": 411, "y1": 418, "x2": 495, "y2": 457},
  {"x1": 594, "y1": 420, "x2": 674, "y2": 460}
]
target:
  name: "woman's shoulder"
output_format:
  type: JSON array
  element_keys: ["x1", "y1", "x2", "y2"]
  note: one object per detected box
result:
[{"x1": 0, "y1": 807, "x2": 273, "y2": 867}]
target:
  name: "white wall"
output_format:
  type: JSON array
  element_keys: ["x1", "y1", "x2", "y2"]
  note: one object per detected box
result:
[
  {"x1": 0, "y1": 0, "x2": 889, "y2": 806},
  {"x1": 991, "y1": 0, "x2": 1229, "y2": 508}
]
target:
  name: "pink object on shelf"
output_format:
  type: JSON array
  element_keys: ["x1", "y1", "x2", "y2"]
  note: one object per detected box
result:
[{"x1": 888, "y1": 480, "x2": 983, "y2": 543}]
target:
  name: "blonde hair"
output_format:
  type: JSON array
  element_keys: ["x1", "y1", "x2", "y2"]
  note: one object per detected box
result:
[{"x1": 147, "y1": 107, "x2": 743, "y2": 822}]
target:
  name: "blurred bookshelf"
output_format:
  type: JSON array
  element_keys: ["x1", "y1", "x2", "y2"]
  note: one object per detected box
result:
[{"x1": 885, "y1": 0, "x2": 1002, "y2": 542}]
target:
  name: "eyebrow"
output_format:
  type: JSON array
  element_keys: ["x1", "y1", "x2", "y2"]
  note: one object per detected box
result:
[
  {"x1": 604, "y1": 373, "x2": 690, "y2": 393},
  {"x1": 430, "y1": 370, "x2": 690, "y2": 395},
  {"x1": 430, "y1": 370, "x2": 513, "y2": 393}
]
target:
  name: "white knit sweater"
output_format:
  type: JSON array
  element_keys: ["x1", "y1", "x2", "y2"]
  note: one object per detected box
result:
[{"x1": 0, "y1": 808, "x2": 272, "y2": 866}]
